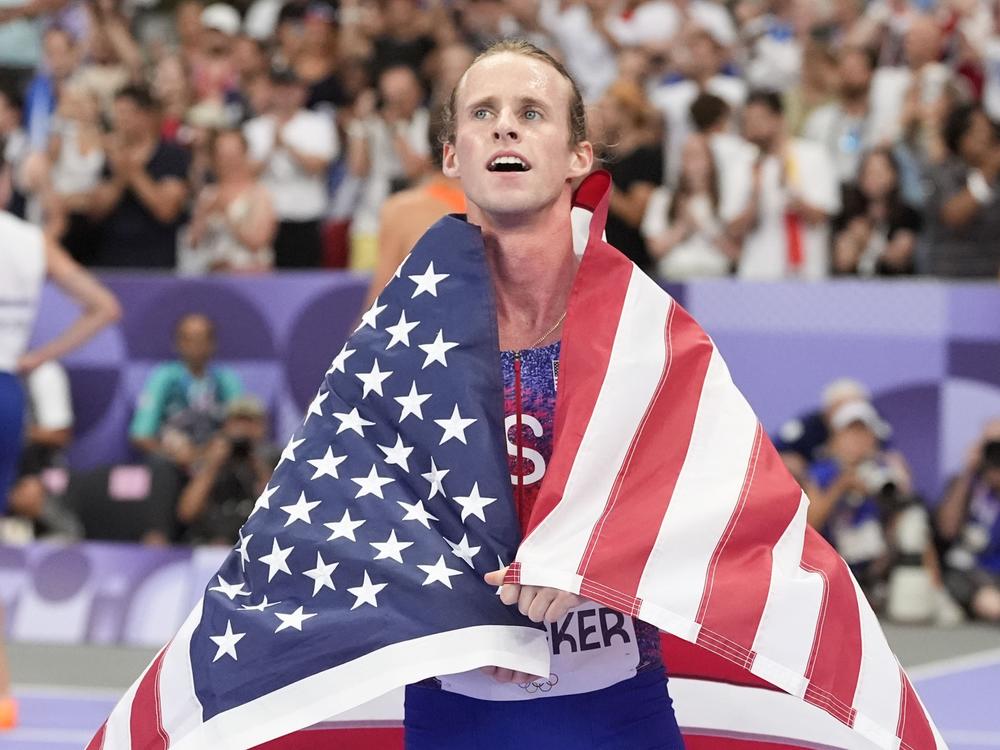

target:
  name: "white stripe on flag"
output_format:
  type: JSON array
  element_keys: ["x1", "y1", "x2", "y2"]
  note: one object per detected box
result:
[
  {"x1": 518, "y1": 268, "x2": 671, "y2": 571},
  {"x1": 850, "y1": 576, "x2": 903, "y2": 750},
  {"x1": 635, "y1": 346, "x2": 758, "y2": 633},
  {"x1": 750, "y1": 493, "x2": 824, "y2": 697},
  {"x1": 159, "y1": 601, "x2": 206, "y2": 742}
]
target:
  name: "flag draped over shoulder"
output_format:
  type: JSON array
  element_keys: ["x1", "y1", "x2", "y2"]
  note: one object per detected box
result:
[{"x1": 90, "y1": 172, "x2": 945, "y2": 750}]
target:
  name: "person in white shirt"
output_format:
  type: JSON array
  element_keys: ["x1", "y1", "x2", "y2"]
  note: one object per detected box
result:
[
  {"x1": 346, "y1": 64, "x2": 431, "y2": 270},
  {"x1": 650, "y1": 22, "x2": 746, "y2": 183},
  {"x1": 536, "y1": 0, "x2": 617, "y2": 102},
  {"x1": 732, "y1": 90, "x2": 840, "y2": 280},
  {"x1": 244, "y1": 65, "x2": 338, "y2": 268}
]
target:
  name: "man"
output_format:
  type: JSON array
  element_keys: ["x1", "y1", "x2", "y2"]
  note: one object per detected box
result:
[
  {"x1": 88, "y1": 85, "x2": 190, "y2": 268},
  {"x1": 1, "y1": 203, "x2": 121, "y2": 729},
  {"x1": 23, "y1": 26, "x2": 78, "y2": 150},
  {"x1": 802, "y1": 46, "x2": 878, "y2": 185},
  {"x1": 923, "y1": 103, "x2": 1000, "y2": 278},
  {"x1": 130, "y1": 313, "x2": 243, "y2": 471},
  {"x1": 733, "y1": 90, "x2": 839, "y2": 280},
  {"x1": 244, "y1": 65, "x2": 337, "y2": 268}
]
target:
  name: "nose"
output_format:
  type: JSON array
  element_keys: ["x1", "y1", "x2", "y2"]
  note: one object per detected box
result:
[{"x1": 492, "y1": 108, "x2": 520, "y2": 142}]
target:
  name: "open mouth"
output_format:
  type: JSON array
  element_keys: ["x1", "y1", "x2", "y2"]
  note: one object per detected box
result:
[{"x1": 487, "y1": 155, "x2": 531, "y2": 173}]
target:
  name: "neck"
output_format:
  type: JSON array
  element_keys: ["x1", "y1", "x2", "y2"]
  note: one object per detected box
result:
[
  {"x1": 841, "y1": 93, "x2": 868, "y2": 115},
  {"x1": 469, "y1": 191, "x2": 579, "y2": 350}
]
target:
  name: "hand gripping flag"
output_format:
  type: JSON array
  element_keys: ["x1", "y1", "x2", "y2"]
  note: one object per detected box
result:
[{"x1": 90, "y1": 172, "x2": 945, "y2": 750}]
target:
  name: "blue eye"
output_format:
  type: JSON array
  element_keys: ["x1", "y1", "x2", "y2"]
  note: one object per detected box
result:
[
  {"x1": 473, "y1": 109, "x2": 489, "y2": 120},
  {"x1": 524, "y1": 109, "x2": 541, "y2": 120}
]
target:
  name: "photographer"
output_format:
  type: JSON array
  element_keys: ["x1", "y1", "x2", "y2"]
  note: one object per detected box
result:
[
  {"x1": 805, "y1": 401, "x2": 943, "y2": 618},
  {"x1": 937, "y1": 422, "x2": 1000, "y2": 623},
  {"x1": 176, "y1": 395, "x2": 278, "y2": 546}
]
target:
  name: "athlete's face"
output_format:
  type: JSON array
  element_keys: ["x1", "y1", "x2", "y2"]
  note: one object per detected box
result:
[{"x1": 443, "y1": 53, "x2": 593, "y2": 222}]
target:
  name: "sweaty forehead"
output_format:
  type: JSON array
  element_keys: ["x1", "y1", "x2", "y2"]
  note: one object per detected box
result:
[{"x1": 456, "y1": 53, "x2": 570, "y2": 109}]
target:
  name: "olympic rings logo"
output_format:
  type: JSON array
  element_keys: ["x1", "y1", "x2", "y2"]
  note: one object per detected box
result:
[{"x1": 518, "y1": 673, "x2": 559, "y2": 694}]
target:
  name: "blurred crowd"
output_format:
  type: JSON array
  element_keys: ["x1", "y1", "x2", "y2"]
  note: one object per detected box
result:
[{"x1": 0, "y1": 0, "x2": 999, "y2": 278}]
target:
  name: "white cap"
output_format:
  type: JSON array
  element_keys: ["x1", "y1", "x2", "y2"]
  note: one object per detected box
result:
[
  {"x1": 821, "y1": 377, "x2": 870, "y2": 411},
  {"x1": 201, "y1": 3, "x2": 241, "y2": 36},
  {"x1": 829, "y1": 401, "x2": 891, "y2": 440},
  {"x1": 689, "y1": 2, "x2": 737, "y2": 47}
]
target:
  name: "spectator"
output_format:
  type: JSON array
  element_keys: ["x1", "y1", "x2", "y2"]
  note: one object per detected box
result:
[
  {"x1": 23, "y1": 26, "x2": 78, "y2": 151},
  {"x1": 594, "y1": 79, "x2": 663, "y2": 271},
  {"x1": 191, "y1": 3, "x2": 241, "y2": 108},
  {"x1": 802, "y1": 45, "x2": 878, "y2": 185},
  {"x1": 0, "y1": 0, "x2": 75, "y2": 96},
  {"x1": 44, "y1": 83, "x2": 104, "y2": 265},
  {"x1": 641, "y1": 134, "x2": 739, "y2": 280},
  {"x1": 129, "y1": 312, "x2": 243, "y2": 471},
  {"x1": 923, "y1": 103, "x2": 1000, "y2": 278},
  {"x1": 370, "y1": 0, "x2": 437, "y2": 77},
  {"x1": 0, "y1": 86, "x2": 27, "y2": 217},
  {"x1": 364, "y1": 109, "x2": 464, "y2": 308},
  {"x1": 71, "y1": 0, "x2": 141, "y2": 115},
  {"x1": 536, "y1": 0, "x2": 617, "y2": 103},
  {"x1": 831, "y1": 147, "x2": 920, "y2": 276},
  {"x1": 87, "y1": 84, "x2": 191, "y2": 268},
  {"x1": 244, "y1": 65, "x2": 337, "y2": 268},
  {"x1": 804, "y1": 400, "x2": 941, "y2": 616},
  {"x1": 183, "y1": 128, "x2": 277, "y2": 273},
  {"x1": 774, "y1": 377, "x2": 871, "y2": 484},
  {"x1": 152, "y1": 55, "x2": 194, "y2": 146},
  {"x1": 651, "y1": 20, "x2": 747, "y2": 183},
  {"x1": 294, "y1": 2, "x2": 347, "y2": 110},
  {"x1": 938, "y1": 420, "x2": 1000, "y2": 624},
  {"x1": 733, "y1": 89, "x2": 839, "y2": 280},
  {"x1": 783, "y1": 39, "x2": 837, "y2": 136},
  {"x1": 346, "y1": 64, "x2": 430, "y2": 270},
  {"x1": 176, "y1": 395, "x2": 278, "y2": 545},
  {"x1": 739, "y1": 0, "x2": 808, "y2": 94}
]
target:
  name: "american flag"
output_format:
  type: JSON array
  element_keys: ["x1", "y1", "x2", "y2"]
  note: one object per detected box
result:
[{"x1": 89, "y1": 172, "x2": 945, "y2": 750}]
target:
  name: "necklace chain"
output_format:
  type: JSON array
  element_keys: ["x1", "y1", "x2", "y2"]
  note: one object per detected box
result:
[{"x1": 526, "y1": 311, "x2": 568, "y2": 350}]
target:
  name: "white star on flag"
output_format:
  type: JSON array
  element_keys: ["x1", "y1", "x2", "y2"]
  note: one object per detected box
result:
[
  {"x1": 306, "y1": 390, "x2": 328, "y2": 421},
  {"x1": 421, "y1": 458, "x2": 450, "y2": 500},
  {"x1": 378, "y1": 434, "x2": 413, "y2": 472},
  {"x1": 327, "y1": 345, "x2": 356, "y2": 374},
  {"x1": 351, "y1": 464, "x2": 395, "y2": 499},
  {"x1": 274, "y1": 606, "x2": 318, "y2": 633},
  {"x1": 324, "y1": 508, "x2": 366, "y2": 541},
  {"x1": 417, "y1": 555, "x2": 463, "y2": 589},
  {"x1": 209, "y1": 620, "x2": 245, "y2": 662},
  {"x1": 397, "y1": 499, "x2": 439, "y2": 529},
  {"x1": 236, "y1": 530, "x2": 253, "y2": 569},
  {"x1": 333, "y1": 407, "x2": 375, "y2": 437},
  {"x1": 357, "y1": 301, "x2": 387, "y2": 331},
  {"x1": 307, "y1": 447, "x2": 347, "y2": 480},
  {"x1": 208, "y1": 575, "x2": 249, "y2": 600},
  {"x1": 348, "y1": 570, "x2": 388, "y2": 610},
  {"x1": 385, "y1": 310, "x2": 420, "y2": 349},
  {"x1": 394, "y1": 381, "x2": 431, "y2": 422},
  {"x1": 494, "y1": 556, "x2": 507, "y2": 594},
  {"x1": 277, "y1": 437, "x2": 305, "y2": 468},
  {"x1": 453, "y1": 482, "x2": 497, "y2": 523},
  {"x1": 259, "y1": 538, "x2": 294, "y2": 582},
  {"x1": 249, "y1": 485, "x2": 278, "y2": 518},
  {"x1": 408, "y1": 261, "x2": 449, "y2": 298},
  {"x1": 240, "y1": 595, "x2": 279, "y2": 611},
  {"x1": 370, "y1": 529, "x2": 414, "y2": 564},
  {"x1": 445, "y1": 534, "x2": 481, "y2": 569},
  {"x1": 356, "y1": 358, "x2": 393, "y2": 398},
  {"x1": 280, "y1": 491, "x2": 321, "y2": 527},
  {"x1": 434, "y1": 404, "x2": 477, "y2": 445},
  {"x1": 419, "y1": 329, "x2": 459, "y2": 369},
  {"x1": 303, "y1": 552, "x2": 339, "y2": 595}
]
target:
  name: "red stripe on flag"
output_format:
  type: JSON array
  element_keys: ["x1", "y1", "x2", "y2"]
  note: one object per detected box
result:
[
  {"x1": 800, "y1": 530, "x2": 862, "y2": 727},
  {"x1": 86, "y1": 721, "x2": 107, "y2": 750},
  {"x1": 695, "y1": 428, "x2": 803, "y2": 668},
  {"x1": 576, "y1": 301, "x2": 714, "y2": 597},
  {"x1": 661, "y1": 634, "x2": 778, "y2": 691},
  {"x1": 897, "y1": 669, "x2": 936, "y2": 750},
  {"x1": 684, "y1": 735, "x2": 812, "y2": 750},
  {"x1": 130, "y1": 648, "x2": 169, "y2": 750},
  {"x1": 523, "y1": 240, "x2": 633, "y2": 539}
]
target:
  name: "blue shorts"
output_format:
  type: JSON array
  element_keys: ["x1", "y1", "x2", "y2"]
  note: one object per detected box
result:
[
  {"x1": 404, "y1": 667, "x2": 685, "y2": 750},
  {"x1": 0, "y1": 372, "x2": 25, "y2": 514}
]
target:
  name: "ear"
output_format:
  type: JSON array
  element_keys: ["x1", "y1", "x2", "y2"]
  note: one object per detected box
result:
[
  {"x1": 442, "y1": 141, "x2": 460, "y2": 178},
  {"x1": 567, "y1": 139, "x2": 594, "y2": 180}
]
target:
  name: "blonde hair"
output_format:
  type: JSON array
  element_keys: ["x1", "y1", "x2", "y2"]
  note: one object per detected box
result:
[{"x1": 441, "y1": 39, "x2": 587, "y2": 146}]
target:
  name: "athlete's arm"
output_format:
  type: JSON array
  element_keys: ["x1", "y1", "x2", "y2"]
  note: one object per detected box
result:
[{"x1": 17, "y1": 238, "x2": 122, "y2": 373}]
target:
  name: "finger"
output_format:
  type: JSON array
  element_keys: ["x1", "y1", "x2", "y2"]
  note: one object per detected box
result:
[
  {"x1": 490, "y1": 668, "x2": 514, "y2": 683},
  {"x1": 479, "y1": 665, "x2": 497, "y2": 677},
  {"x1": 543, "y1": 593, "x2": 580, "y2": 624},
  {"x1": 498, "y1": 582, "x2": 520, "y2": 606},
  {"x1": 483, "y1": 567, "x2": 507, "y2": 586},
  {"x1": 517, "y1": 585, "x2": 538, "y2": 617},
  {"x1": 527, "y1": 589, "x2": 558, "y2": 623}
]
